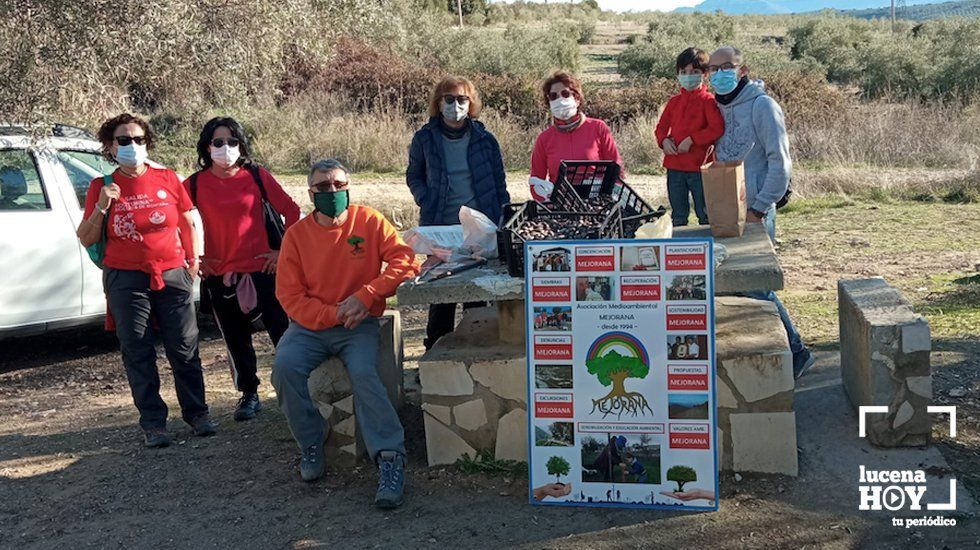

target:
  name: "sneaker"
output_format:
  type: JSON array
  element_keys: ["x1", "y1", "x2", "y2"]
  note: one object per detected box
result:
[
  {"x1": 143, "y1": 427, "x2": 171, "y2": 448},
  {"x1": 375, "y1": 451, "x2": 405, "y2": 509},
  {"x1": 300, "y1": 445, "x2": 325, "y2": 482},
  {"x1": 234, "y1": 393, "x2": 262, "y2": 422},
  {"x1": 793, "y1": 348, "x2": 816, "y2": 380},
  {"x1": 189, "y1": 414, "x2": 217, "y2": 437}
]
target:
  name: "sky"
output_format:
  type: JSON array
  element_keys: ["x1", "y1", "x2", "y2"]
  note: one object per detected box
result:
[{"x1": 490, "y1": 0, "x2": 701, "y2": 13}]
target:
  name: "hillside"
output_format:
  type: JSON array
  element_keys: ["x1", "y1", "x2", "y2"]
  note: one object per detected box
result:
[
  {"x1": 677, "y1": 0, "x2": 944, "y2": 15},
  {"x1": 845, "y1": 0, "x2": 980, "y2": 20}
]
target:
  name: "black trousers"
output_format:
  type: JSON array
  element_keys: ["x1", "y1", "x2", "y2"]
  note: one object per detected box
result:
[
  {"x1": 104, "y1": 267, "x2": 207, "y2": 430},
  {"x1": 203, "y1": 272, "x2": 289, "y2": 394},
  {"x1": 425, "y1": 302, "x2": 486, "y2": 350}
]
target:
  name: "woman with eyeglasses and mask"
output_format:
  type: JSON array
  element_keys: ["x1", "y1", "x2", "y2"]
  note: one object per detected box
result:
[
  {"x1": 529, "y1": 71, "x2": 624, "y2": 202},
  {"x1": 185, "y1": 116, "x2": 300, "y2": 422},
  {"x1": 406, "y1": 76, "x2": 510, "y2": 349},
  {"x1": 77, "y1": 113, "x2": 213, "y2": 448}
]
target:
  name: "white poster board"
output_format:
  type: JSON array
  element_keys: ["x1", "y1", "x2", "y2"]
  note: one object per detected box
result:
[{"x1": 525, "y1": 239, "x2": 718, "y2": 511}]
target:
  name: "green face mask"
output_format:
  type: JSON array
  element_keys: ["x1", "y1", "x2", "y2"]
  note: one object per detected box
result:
[{"x1": 313, "y1": 189, "x2": 349, "y2": 218}]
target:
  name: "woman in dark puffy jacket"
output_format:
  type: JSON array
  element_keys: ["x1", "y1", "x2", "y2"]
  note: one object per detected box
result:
[{"x1": 406, "y1": 76, "x2": 510, "y2": 349}]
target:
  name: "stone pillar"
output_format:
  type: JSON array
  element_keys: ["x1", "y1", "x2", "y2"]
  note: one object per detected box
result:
[
  {"x1": 496, "y1": 299, "x2": 526, "y2": 346},
  {"x1": 838, "y1": 278, "x2": 932, "y2": 447},
  {"x1": 715, "y1": 296, "x2": 798, "y2": 476},
  {"x1": 418, "y1": 307, "x2": 527, "y2": 466},
  {"x1": 307, "y1": 311, "x2": 404, "y2": 465}
]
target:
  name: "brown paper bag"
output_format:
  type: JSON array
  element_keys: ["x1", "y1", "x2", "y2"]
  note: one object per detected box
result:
[{"x1": 700, "y1": 159, "x2": 746, "y2": 238}]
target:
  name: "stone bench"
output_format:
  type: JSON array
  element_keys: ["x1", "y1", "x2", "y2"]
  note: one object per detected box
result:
[
  {"x1": 715, "y1": 296, "x2": 797, "y2": 476},
  {"x1": 307, "y1": 310, "x2": 404, "y2": 465},
  {"x1": 838, "y1": 278, "x2": 932, "y2": 447},
  {"x1": 417, "y1": 306, "x2": 527, "y2": 466}
]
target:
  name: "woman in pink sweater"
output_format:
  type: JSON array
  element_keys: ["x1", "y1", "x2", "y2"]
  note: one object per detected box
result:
[{"x1": 529, "y1": 71, "x2": 623, "y2": 201}]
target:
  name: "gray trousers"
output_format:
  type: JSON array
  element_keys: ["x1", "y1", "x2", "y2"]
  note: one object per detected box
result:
[
  {"x1": 104, "y1": 267, "x2": 208, "y2": 430},
  {"x1": 272, "y1": 318, "x2": 405, "y2": 460}
]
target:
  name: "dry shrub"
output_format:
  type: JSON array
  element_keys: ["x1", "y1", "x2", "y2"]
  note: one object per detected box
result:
[
  {"x1": 479, "y1": 110, "x2": 535, "y2": 171},
  {"x1": 791, "y1": 99, "x2": 980, "y2": 169},
  {"x1": 612, "y1": 114, "x2": 663, "y2": 174},
  {"x1": 245, "y1": 92, "x2": 415, "y2": 173},
  {"x1": 585, "y1": 80, "x2": 676, "y2": 126},
  {"x1": 765, "y1": 72, "x2": 848, "y2": 129},
  {"x1": 281, "y1": 37, "x2": 439, "y2": 115}
]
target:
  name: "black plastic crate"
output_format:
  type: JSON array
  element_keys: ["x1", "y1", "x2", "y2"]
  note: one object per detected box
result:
[
  {"x1": 547, "y1": 176, "x2": 588, "y2": 212},
  {"x1": 498, "y1": 201, "x2": 623, "y2": 277}
]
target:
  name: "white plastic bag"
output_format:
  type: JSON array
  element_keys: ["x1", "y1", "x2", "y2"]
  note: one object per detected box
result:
[
  {"x1": 403, "y1": 225, "x2": 464, "y2": 263},
  {"x1": 460, "y1": 206, "x2": 498, "y2": 259},
  {"x1": 634, "y1": 215, "x2": 673, "y2": 239}
]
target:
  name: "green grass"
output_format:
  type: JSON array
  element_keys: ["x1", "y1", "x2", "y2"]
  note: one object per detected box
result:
[
  {"x1": 777, "y1": 198, "x2": 980, "y2": 348},
  {"x1": 455, "y1": 450, "x2": 528, "y2": 477}
]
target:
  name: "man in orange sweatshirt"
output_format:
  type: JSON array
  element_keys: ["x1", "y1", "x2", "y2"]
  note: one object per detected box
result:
[{"x1": 273, "y1": 159, "x2": 419, "y2": 509}]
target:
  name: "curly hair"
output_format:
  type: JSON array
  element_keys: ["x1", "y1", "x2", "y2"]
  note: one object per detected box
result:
[
  {"x1": 96, "y1": 113, "x2": 155, "y2": 162},
  {"x1": 541, "y1": 71, "x2": 583, "y2": 106},
  {"x1": 196, "y1": 116, "x2": 253, "y2": 169}
]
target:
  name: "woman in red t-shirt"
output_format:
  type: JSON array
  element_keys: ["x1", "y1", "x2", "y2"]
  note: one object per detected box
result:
[
  {"x1": 76, "y1": 113, "x2": 213, "y2": 448},
  {"x1": 186, "y1": 117, "x2": 300, "y2": 421},
  {"x1": 528, "y1": 72, "x2": 624, "y2": 202}
]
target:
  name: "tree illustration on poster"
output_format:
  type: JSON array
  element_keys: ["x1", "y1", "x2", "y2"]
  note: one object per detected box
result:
[
  {"x1": 667, "y1": 465, "x2": 697, "y2": 492},
  {"x1": 547, "y1": 456, "x2": 570, "y2": 485},
  {"x1": 585, "y1": 333, "x2": 654, "y2": 419}
]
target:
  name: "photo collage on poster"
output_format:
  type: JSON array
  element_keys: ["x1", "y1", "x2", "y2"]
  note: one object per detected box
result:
[{"x1": 526, "y1": 240, "x2": 718, "y2": 511}]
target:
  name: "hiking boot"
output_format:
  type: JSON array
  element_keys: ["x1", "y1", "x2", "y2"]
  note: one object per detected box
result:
[
  {"x1": 143, "y1": 427, "x2": 171, "y2": 448},
  {"x1": 794, "y1": 348, "x2": 816, "y2": 380},
  {"x1": 189, "y1": 414, "x2": 217, "y2": 437},
  {"x1": 234, "y1": 393, "x2": 262, "y2": 422},
  {"x1": 375, "y1": 451, "x2": 405, "y2": 509},
  {"x1": 300, "y1": 445, "x2": 325, "y2": 482}
]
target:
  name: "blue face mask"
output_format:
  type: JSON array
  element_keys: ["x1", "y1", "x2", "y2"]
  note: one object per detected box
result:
[
  {"x1": 710, "y1": 69, "x2": 740, "y2": 95},
  {"x1": 678, "y1": 74, "x2": 703, "y2": 91}
]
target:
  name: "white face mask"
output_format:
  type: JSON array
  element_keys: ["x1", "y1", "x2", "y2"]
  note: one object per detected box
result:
[
  {"x1": 550, "y1": 96, "x2": 579, "y2": 120},
  {"x1": 116, "y1": 143, "x2": 148, "y2": 167},
  {"x1": 441, "y1": 100, "x2": 469, "y2": 123},
  {"x1": 210, "y1": 144, "x2": 241, "y2": 168}
]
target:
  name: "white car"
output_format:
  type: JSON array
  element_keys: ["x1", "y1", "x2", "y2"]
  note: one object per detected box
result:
[{"x1": 0, "y1": 124, "x2": 201, "y2": 339}]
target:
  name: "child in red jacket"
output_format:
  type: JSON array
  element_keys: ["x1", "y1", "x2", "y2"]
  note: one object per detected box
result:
[{"x1": 655, "y1": 48, "x2": 725, "y2": 226}]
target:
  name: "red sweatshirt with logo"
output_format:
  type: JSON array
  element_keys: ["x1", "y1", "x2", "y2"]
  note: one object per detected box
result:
[{"x1": 654, "y1": 84, "x2": 725, "y2": 173}]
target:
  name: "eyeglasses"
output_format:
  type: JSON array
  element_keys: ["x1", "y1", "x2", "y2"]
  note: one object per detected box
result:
[
  {"x1": 443, "y1": 95, "x2": 470, "y2": 105},
  {"x1": 114, "y1": 135, "x2": 147, "y2": 146},
  {"x1": 547, "y1": 89, "x2": 573, "y2": 101},
  {"x1": 211, "y1": 138, "x2": 240, "y2": 148},
  {"x1": 706, "y1": 63, "x2": 739, "y2": 73},
  {"x1": 311, "y1": 180, "x2": 350, "y2": 193}
]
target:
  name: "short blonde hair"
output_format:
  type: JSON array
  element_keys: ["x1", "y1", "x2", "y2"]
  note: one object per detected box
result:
[{"x1": 428, "y1": 77, "x2": 482, "y2": 119}]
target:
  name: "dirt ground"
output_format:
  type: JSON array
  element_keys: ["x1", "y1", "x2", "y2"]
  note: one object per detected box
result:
[
  {"x1": 1, "y1": 175, "x2": 978, "y2": 548},
  {"x1": 0, "y1": 321, "x2": 973, "y2": 550}
]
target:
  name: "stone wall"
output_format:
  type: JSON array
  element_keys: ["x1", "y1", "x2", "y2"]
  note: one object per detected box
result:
[
  {"x1": 715, "y1": 296, "x2": 798, "y2": 476},
  {"x1": 307, "y1": 311, "x2": 404, "y2": 465},
  {"x1": 417, "y1": 307, "x2": 528, "y2": 466},
  {"x1": 838, "y1": 278, "x2": 932, "y2": 447}
]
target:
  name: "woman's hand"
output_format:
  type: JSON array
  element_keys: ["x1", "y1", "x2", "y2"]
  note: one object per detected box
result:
[
  {"x1": 256, "y1": 251, "x2": 280, "y2": 274},
  {"x1": 662, "y1": 138, "x2": 678, "y2": 155},
  {"x1": 185, "y1": 259, "x2": 201, "y2": 280},
  {"x1": 98, "y1": 183, "x2": 121, "y2": 210},
  {"x1": 199, "y1": 257, "x2": 218, "y2": 277}
]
